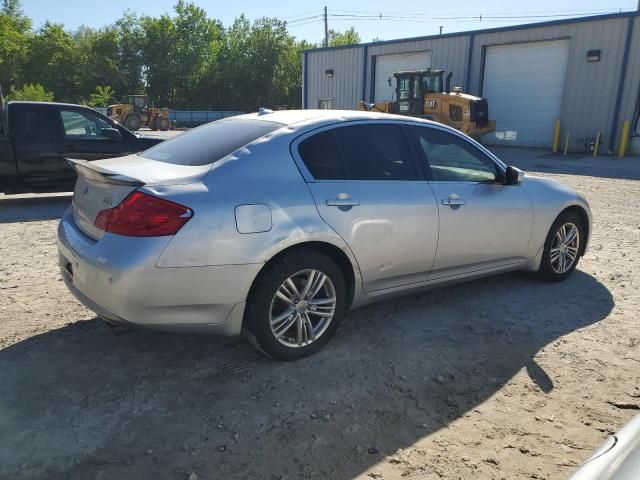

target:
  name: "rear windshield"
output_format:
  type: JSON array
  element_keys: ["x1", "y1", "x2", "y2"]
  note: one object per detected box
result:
[{"x1": 140, "y1": 118, "x2": 283, "y2": 166}]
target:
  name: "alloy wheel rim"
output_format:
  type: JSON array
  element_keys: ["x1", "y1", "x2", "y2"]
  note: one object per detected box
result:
[
  {"x1": 269, "y1": 269, "x2": 336, "y2": 348},
  {"x1": 550, "y1": 222, "x2": 580, "y2": 274}
]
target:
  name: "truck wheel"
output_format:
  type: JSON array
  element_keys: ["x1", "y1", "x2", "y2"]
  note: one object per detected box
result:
[
  {"x1": 158, "y1": 117, "x2": 170, "y2": 131},
  {"x1": 149, "y1": 117, "x2": 158, "y2": 130},
  {"x1": 125, "y1": 115, "x2": 141, "y2": 131}
]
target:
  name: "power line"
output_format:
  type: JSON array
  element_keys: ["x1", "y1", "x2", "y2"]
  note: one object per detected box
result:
[
  {"x1": 286, "y1": 19, "x2": 324, "y2": 28},
  {"x1": 286, "y1": 15, "x2": 324, "y2": 26},
  {"x1": 282, "y1": 9, "x2": 322, "y2": 21}
]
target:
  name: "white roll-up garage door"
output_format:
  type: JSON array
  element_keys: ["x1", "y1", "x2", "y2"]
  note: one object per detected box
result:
[
  {"x1": 482, "y1": 40, "x2": 570, "y2": 147},
  {"x1": 374, "y1": 51, "x2": 432, "y2": 103}
]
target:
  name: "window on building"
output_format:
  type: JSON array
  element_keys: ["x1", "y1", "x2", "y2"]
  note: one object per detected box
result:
[{"x1": 318, "y1": 98, "x2": 334, "y2": 109}]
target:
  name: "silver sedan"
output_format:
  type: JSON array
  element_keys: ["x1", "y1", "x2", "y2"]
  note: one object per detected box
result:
[{"x1": 58, "y1": 110, "x2": 592, "y2": 360}]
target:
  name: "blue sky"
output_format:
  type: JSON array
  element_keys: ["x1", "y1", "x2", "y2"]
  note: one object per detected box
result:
[{"x1": 20, "y1": 1, "x2": 638, "y2": 43}]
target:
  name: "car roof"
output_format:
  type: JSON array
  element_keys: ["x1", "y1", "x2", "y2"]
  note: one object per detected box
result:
[{"x1": 233, "y1": 109, "x2": 417, "y2": 127}]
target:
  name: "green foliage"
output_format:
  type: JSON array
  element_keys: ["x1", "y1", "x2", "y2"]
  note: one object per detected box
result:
[
  {"x1": 7, "y1": 83, "x2": 53, "y2": 101},
  {"x1": 88, "y1": 85, "x2": 114, "y2": 107},
  {"x1": 328, "y1": 27, "x2": 361, "y2": 47},
  {"x1": 0, "y1": 0, "x2": 358, "y2": 110}
]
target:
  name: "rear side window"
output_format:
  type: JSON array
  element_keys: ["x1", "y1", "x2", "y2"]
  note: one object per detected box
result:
[
  {"x1": 141, "y1": 118, "x2": 283, "y2": 166},
  {"x1": 333, "y1": 124, "x2": 416, "y2": 181},
  {"x1": 297, "y1": 130, "x2": 346, "y2": 180}
]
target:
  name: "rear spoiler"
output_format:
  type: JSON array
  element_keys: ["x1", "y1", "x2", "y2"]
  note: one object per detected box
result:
[{"x1": 66, "y1": 158, "x2": 145, "y2": 186}]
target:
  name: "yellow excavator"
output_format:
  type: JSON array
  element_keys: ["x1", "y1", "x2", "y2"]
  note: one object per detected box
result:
[
  {"x1": 359, "y1": 69, "x2": 495, "y2": 140},
  {"x1": 107, "y1": 95, "x2": 171, "y2": 132}
]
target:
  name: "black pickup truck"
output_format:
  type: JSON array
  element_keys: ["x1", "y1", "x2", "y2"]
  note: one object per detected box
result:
[{"x1": 0, "y1": 101, "x2": 164, "y2": 194}]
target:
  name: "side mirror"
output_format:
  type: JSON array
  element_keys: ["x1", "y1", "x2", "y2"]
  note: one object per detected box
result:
[
  {"x1": 102, "y1": 127, "x2": 123, "y2": 142},
  {"x1": 504, "y1": 166, "x2": 524, "y2": 185}
]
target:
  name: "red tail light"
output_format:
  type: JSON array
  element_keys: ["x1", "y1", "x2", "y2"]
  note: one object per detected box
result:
[{"x1": 94, "y1": 191, "x2": 193, "y2": 237}]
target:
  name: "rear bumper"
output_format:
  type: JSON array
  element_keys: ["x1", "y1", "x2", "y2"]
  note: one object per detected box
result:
[{"x1": 57, "y1": 208, "x2": 261, "y2": 335}]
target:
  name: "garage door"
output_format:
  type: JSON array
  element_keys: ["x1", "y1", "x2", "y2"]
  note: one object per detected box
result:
[
  {"x1": 374, "y1": 51, "x2": 432, "y2": 103},
  {"x1": 482, "y1": 40, "x2": 570, "y2": 147}
]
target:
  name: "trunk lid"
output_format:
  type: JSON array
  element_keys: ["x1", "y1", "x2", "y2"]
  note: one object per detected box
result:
[{"x1": 69, "y1": 154, "x2": 210, "y2": 240}]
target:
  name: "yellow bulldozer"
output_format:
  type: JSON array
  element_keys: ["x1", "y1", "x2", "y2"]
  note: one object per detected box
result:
[
  {"x1": 107, "y1": 95, "x2": 171, "y2": 132},
  {"x1": 359, "y1": 69, "x2": 495, "y2": 140}
]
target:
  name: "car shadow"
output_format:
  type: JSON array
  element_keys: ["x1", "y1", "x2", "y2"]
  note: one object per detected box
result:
[
  {"x1": 0, "y1": 270, "x2": 613, "y2": 479},
  {"x1": 0, "y1": 193, "x2": 72, "y2": 223}
]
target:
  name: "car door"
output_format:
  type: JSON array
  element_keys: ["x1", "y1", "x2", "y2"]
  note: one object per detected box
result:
[
  {"x1": 293, "y1": 122, "x2": 439, "y2": 293},
  {"x1": 407, "y1": 124, "x2": 533, "y2": 279},
  {"x1": 11, "y1": 104, "x2": 66, "y2": 179},
  {"x1": 58, "y1": 107, "x2": 129, "y2": 174}
]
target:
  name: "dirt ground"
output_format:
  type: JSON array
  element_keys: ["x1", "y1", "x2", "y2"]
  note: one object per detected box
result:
[{"x1": 0, "y1": 150, "x2": 639, "y2": 480}]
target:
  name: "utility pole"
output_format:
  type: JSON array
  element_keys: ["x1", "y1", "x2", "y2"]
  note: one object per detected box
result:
[
  {"x1": 439, "y1": 26, "x2": 443, "y2": 35},
  {"x1": 324, "y1": 6, "x2": 329, "y2": 48}
]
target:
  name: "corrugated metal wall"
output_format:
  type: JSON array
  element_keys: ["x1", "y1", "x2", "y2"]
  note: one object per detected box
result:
[
  {"x1": 306, "y1": 46, "x2": 364, "y2": 109},
  {"x1": 304, "y1": 13, "x2": 640, "y2": 153},
  {"x1": 366, "y1": 35, "x2": 470, "y2": 103},
  {"x1": 469, "y1": 17, "x2": 629, "y2": 152},
  {"x1": 618, "y1": 16, "x2": 640, "y2": 149}
]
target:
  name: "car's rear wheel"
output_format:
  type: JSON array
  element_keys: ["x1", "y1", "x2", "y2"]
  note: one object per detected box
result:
[
  {"x1": 538, "y1": 211, "x2": 584, "y2": 282},
  {"x1": 243, "y1": 249, "x2": 347, "y2": 360}
]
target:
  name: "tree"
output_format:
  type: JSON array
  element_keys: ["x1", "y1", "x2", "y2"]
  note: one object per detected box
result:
[
  {"x1": 87, "y1": 85, "x2": 114, "y2": 107},
  {"x1": 328, "y1": 27, "x2": 360, "y2": 46},
  {"x1": 0, "y1": 0, "x2": 31, "y2": 93},
  {"x1": 7, "y1": 83, "x2": 53, "y2": 101},
  {"x1": 75, "y1": 26, "x2": 120, "y2": 102},
  {"x1": 114, "y1": 12, "x2": 144, "y2": 97},
  {"x1": 23, "y1": 22, "x2": 82, "y2": 102}
]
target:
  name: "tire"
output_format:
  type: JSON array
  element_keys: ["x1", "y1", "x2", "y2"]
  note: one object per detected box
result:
[
  {"x1": 538, "y1": 211, "x2": 584, "y2": 282},
  {"x1": 243, "y1": 249, "x2": 347, "y2": 361},
  {"x1": 125, "y1": 114, "x2": 141, "y2": 131},
  {"x1": 149, "y1": 117, "x2": 158, "y2": 130},
  {"x1": 157, "y1": 117, "x2": 170, "y2": 131}
]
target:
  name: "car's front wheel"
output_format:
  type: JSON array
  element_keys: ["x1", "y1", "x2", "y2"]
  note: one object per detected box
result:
[
  {"x1": 243, "y1": 249, "x2": 347, "y2": 360},
  {"x1": 538, "y1": 211, "x2": 584, "y2": 282}
]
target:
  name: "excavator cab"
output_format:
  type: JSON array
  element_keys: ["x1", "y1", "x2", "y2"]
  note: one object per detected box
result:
[{"x1": 393, "y1": 69, "x2": 444, "y2": 115}]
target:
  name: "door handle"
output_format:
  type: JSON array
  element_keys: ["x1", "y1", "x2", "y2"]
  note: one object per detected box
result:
[
  {"x1": 326, "y1": 198, "x2": 360, "y2": 207},
  {"x1": 441, "y1": 197, "x2": 466, "y2": 207}
]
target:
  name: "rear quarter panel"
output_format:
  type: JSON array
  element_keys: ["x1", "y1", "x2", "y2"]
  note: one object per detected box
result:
[{"x1": 156, "y1": 128, "x2": 360, "y2": 273}]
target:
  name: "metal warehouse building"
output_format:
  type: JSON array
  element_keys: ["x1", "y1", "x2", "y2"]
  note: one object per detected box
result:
[{"x1": 302, "y1": 11, "x2": 640, "y2": 154}]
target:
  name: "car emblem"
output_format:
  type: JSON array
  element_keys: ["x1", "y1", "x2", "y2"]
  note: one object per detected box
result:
[{"x1": 103, "y1": 197, "x2": 113, "y2": 206}]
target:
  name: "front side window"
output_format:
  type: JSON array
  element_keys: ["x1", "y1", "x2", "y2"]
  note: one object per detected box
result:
[
  {"x1": 61, "y1": 110, "x2": 112, "y2": 140},
  {"x1": 410, "y1": 126, "x2": 499, "y2": 183},
  {"x1": 333, "y1": 124, "x2": 416, "y2": 181}
]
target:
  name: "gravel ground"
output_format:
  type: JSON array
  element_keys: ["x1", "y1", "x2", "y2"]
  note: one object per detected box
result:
[{"x1": 0, "y1": 151, "x2": 639, "y2": 480}]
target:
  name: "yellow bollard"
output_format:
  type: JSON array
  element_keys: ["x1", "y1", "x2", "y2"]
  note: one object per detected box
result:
[
  {"x1": 593, "y1": 132, "x2": 601, "y2": 157},
  {"x1": 552, "y1": 120, "x2": 561, "y2": 153},
  {"x1": 619, "y1": 120, "x2": 630, "y2": 157},
  {"x1": 563, "y1": 130, "x2": 570, "y2": 155}
]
